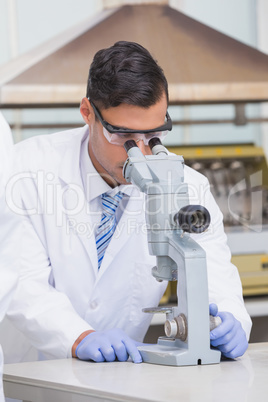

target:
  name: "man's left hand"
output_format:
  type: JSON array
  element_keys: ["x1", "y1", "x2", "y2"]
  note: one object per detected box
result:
[{"x1": 209, "y1": 303, "x2": 248, "y2": 359}]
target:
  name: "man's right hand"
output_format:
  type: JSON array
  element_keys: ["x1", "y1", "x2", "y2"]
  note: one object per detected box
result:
[
  {"x1": 75, "y1": 328, "x2": 143, "y2": 363},
  {"x1": 209, "y1": 303, "x2": 248, "y2": 359}
]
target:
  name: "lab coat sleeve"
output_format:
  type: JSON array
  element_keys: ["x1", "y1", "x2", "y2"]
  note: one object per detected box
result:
[
  {"x1": 7, "y1": 212, "x2": 94, "y2": 359},
  {"x1": 186, "y1": 167, "x2": 252, "y2": 339},
  {"x1": 0, "y1": 113, "x2": 20, "y2": 402},
  {"x1": 6, "y1": 153, "x2": 93, "y2": 359},
  {"x1": 0, "y1": 113, "x2": 19, "y2": 322},
  {"x1": 0, "y1": 191, "x2": 20, "y2": 322}
]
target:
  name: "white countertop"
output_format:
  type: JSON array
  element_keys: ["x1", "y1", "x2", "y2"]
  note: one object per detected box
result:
[{"x1": 3, "y1": 343, "x2": 268, "y2": 402}]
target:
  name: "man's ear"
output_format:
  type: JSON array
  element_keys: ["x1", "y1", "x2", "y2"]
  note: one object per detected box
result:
[{"x1": 80, "y1": 97, "x2": 94, "y2": 125}]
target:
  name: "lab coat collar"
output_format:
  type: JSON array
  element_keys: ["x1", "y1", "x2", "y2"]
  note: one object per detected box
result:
[
  {"x1": 57, "y1": 125, "x2": 145, "y2": 280},
  {"x1": 80, "y1": 134, "x2": 111, "y2": 202},
  {"x1": 78, "y1": 133, "x2": 145, "y2": 281},
  {"x1": 57, "y1": 126, "x2": 99, "y2": 275},
  {"x1": 58, "y1": 125, "x2": 89, "y2": 186}
]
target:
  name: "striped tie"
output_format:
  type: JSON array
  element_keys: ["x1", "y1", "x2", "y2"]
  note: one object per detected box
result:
[{"x1": 95, "y1": 191, "x2": 123, "y2": 269}]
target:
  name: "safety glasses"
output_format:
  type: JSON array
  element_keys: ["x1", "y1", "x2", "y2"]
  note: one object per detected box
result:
[{"x1": 90, "y1": 100, "x2": 172, "y2": 146}]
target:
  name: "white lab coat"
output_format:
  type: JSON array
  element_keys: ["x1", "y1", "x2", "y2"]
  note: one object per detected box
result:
[
  {"x1": 6, "y1": 125, "x2": 251, "y2": 361},
  {"x1": 0, "y1": 113, "x2": 20, "y2": 401}
]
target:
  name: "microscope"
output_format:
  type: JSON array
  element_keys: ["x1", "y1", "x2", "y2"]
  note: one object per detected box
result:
[{"x1": 123, "y1": 138, "x2": 221, "y2": 366}]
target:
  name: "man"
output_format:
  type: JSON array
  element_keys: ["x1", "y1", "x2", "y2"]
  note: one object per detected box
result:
[
  {"x1": 0, "y1": 113, "x2": 20, "y2": 401},
  {"x1": 7, "y1": 41, "x2": 251, "y2": 364}
]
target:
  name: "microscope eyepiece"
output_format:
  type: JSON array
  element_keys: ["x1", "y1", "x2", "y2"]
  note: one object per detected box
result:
[
  {"x1": 174, "y1": 205, "x2": 211, "y2": 234},
  {"x1": 124, "y1": 140, "x2": 138, "y2": 153},
  {"x1": 148, "y1": 137, "x2": 162, "y2": 149},
  {"x1": 148, "y1": 137, "x2": 168, "y2": 155}
]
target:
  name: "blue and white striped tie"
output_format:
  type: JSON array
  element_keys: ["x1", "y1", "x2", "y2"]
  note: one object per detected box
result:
[{"x1": 95, "y1": 191, "x2": 123, "y2": 269}]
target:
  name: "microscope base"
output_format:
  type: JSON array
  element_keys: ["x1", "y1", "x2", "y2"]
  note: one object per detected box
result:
[{"x1": 138, "y1": 338, "x2": 221, "y2": 366}]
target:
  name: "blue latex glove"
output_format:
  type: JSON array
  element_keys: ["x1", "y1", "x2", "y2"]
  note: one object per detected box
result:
[
  {"x1": 209, "y1": 303, "x2": 248, "y2": 359},
  {"x1": 75, "y1": 328, "x2": 143, "y2": 363}
]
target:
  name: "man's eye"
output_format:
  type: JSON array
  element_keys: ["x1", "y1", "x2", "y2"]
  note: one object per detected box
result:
[
  {"x1": 145, "y1": 132, "x2": 157, "y2": 139},
  {"x1": 119, "y1": 134, "x2": 132, "y2": 139}
]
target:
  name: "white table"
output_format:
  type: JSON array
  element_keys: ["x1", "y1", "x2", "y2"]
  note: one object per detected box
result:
[{"x1": 3, "y1": 343, "x2": 268, "y2": 402}]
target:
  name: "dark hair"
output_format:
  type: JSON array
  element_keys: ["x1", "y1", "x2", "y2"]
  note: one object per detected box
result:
[{"x1": 86, "y1": 41, "x2": 168, "y2": 109}]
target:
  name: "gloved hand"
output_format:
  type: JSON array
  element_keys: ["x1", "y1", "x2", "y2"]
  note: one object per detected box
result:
[
  {"x1": 75, "y1": 328, "x2": 143, "y2": 363},
  {"x1": 209, "y1": 303, "x2": 248, "y2": 359}
]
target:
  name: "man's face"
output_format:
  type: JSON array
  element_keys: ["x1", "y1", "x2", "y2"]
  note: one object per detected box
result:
[{"x1": 80, "y1": 95, "x2": 168, "y2": 187}]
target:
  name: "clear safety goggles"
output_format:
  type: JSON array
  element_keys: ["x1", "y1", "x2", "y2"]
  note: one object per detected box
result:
[{"x1": 90, "y1": 100, "x2": 172, "y2": 146}]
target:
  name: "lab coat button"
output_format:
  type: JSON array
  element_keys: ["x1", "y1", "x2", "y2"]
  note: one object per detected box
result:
[{"x1": 90, "y1": 300, "x2": 98, "y2": 309}]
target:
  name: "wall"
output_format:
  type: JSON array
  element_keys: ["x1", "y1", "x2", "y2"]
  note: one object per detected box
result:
[
  {"x1": 0, "y1": 0, "x2": 102, "y2": 141},
  {"x1": 0, "y1": 0, "x2": 102, "y2": 62}
]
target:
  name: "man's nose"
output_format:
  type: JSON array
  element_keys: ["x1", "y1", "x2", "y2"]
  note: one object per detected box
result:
[{"x1": 136, "y1": 138, "x2": 151, "y2": 155}]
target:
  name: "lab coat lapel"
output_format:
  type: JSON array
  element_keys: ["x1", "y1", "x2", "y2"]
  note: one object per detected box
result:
[
  {"x1": 58, "y1": 126, "x2": 98, "y2": 276},
  {"x1": 97, "y1": 189, "x2": 145, "y2": 280}
]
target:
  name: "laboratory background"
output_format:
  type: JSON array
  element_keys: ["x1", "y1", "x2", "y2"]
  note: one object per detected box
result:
[{"x1": 1, "y1": 0, "x2": 268, "y2": 400}]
